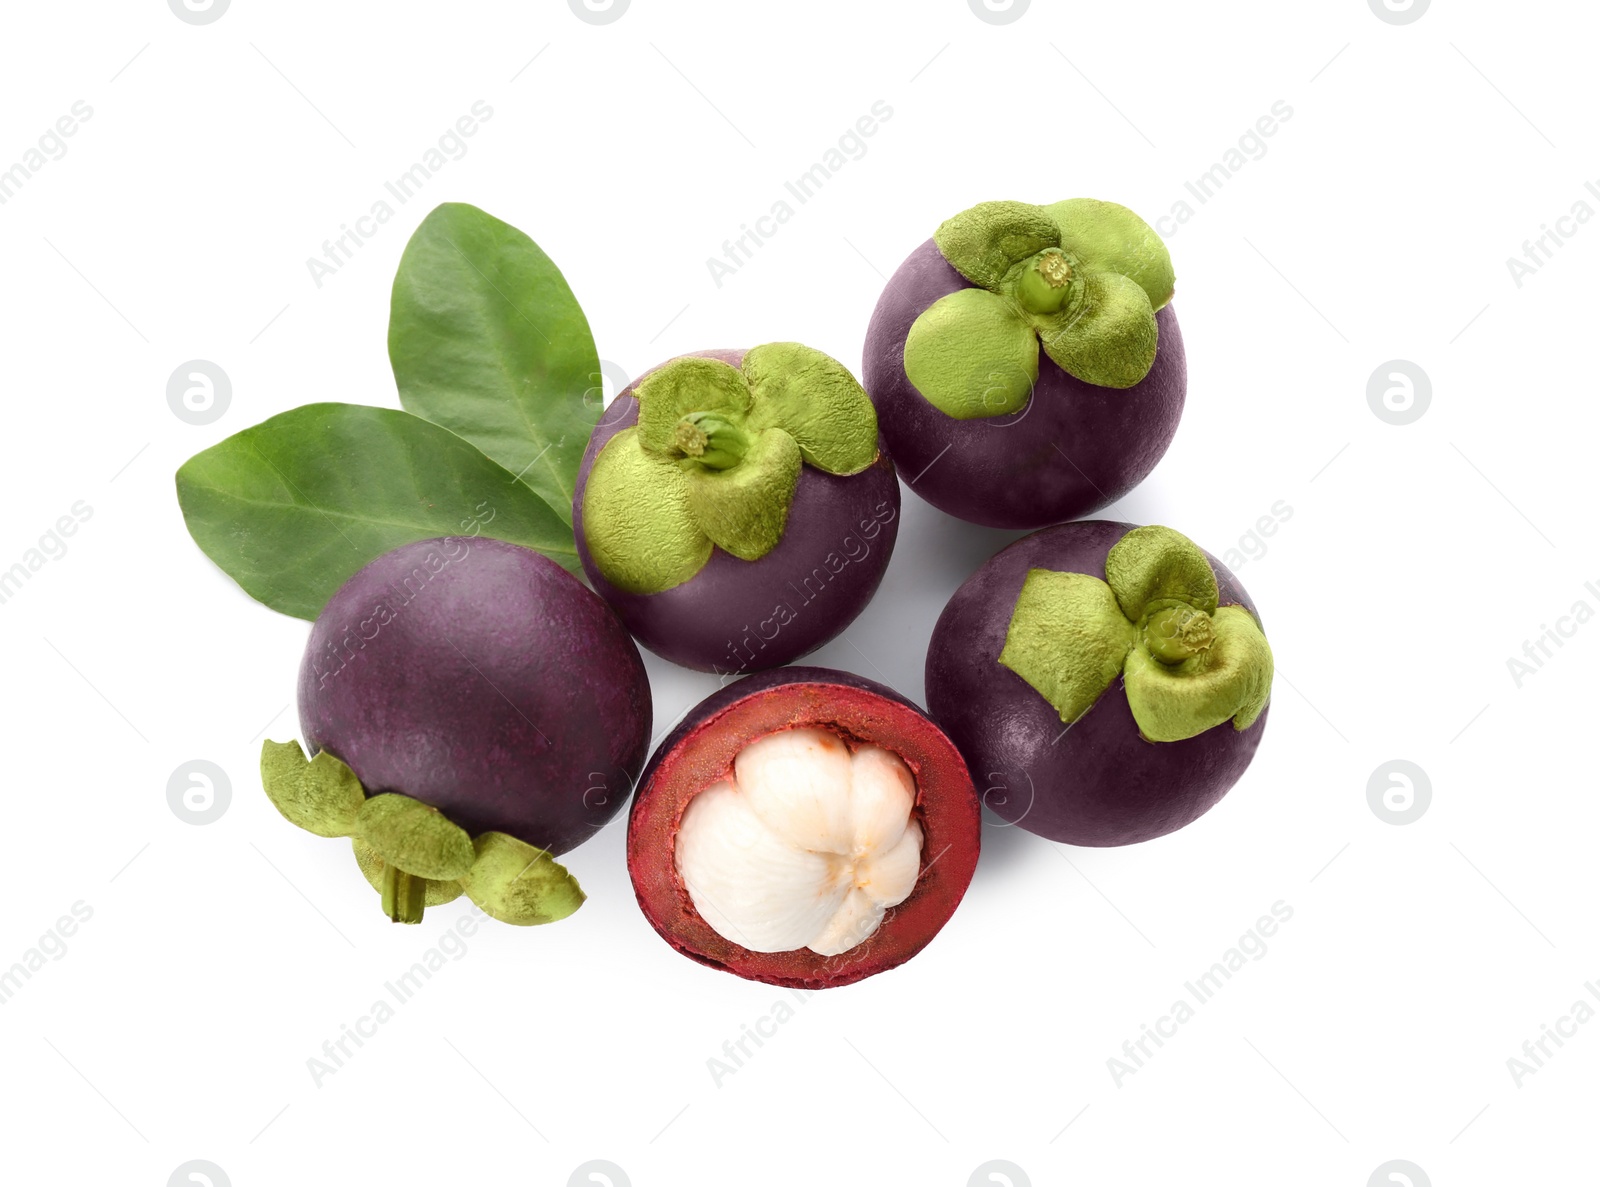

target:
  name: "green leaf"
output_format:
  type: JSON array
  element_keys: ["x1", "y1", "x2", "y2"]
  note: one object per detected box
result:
[
  {"x1": 580, "y1": 428, "x2": 712, "y2": 594},
  {"x1": 743, "y1": 342, "x2": 879, "y2": 475},
  {"x1": 355, "y1": 793, "x2": 476, "y2": 881},
  {"x1": 1046, "y1": 198, "x2": 1175, "y2": 310},
  {"x1": 903, "y1": 289, "x2": 1040, "y2": 419},
  {"x1": 389, "y1": 202, "x2": 601, "y2": 528},
  {"x1": 459, "y1": 832, "x2": 585, "y2": 926},
  {"x1": 260, "y1": 739, "x2": 367, "y2": 837},
  {"x1": 683, "y1": 427, "x2": 802, "y2": 561},
  {"x1": 933, "y1": 200, "x2": 1061, "y2": 290},
  {"x1": 998, "y1": 570, "x2": 1137, "y2": 724},
  {"x1": 1036, "y1": 272, "x2": 1158, "y2": 390},
  {"x1": 175, "y1": 402, "x2": 576, "y2": 620}
]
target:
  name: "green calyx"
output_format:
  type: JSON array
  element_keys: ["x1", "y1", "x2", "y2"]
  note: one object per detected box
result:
[
  {"x1": 260, "y1": 740, "x2": 584, "y2": 926},
  {"x1": 457, "y1": 832, "x2": 585, "y2": 926},
  {"x1": 1015, "y1": 249, "x2": 1078, "y2": 315},
  {"x1": 673, "y1": 412, "x2": 750, "y2": 469},
  {"x1": 905, "y1": 198, "x2": 1173, "y2": 419},
  {"x1": 997, "y1": 526, "x2": 1273, "y2": 743},
  {"x1": 581, "y1": 343, "x2": 878, "y2": 595}
]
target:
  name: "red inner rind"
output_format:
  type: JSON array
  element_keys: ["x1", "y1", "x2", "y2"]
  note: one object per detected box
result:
[{"x1": 628, "y1": 676, "x2": 980, "y2": 989}]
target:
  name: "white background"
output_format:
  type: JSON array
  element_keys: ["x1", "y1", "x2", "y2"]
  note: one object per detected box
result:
[{"x1": 1, "y1": 1, "x2": 1594, "y2": 1184}]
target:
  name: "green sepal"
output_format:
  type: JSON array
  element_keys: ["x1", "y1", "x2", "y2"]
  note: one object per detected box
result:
[
  {"x1": 581, "y1": 428, "x2": 713, "y2": 594},
  {"x1": 584, "y1": 343, "x2": 879, "y2": 590},
  {"x1": 934, "y1": 200, "x2": 1062, "y2": 290},
  {"x1": 260, "y1": 739, "x2": 366, "y2": 838},
  {"x1": 683, "y1": 427, "x2": 802, "y2": 561},
  {"x1": 1036, "y1": 271, "x2": 1158, "y2": 390},
  {"x1": 351, "y1": 837, "x2": 464, "y2": 907},
  {"x1": 634, "y1": 356, "x2": 752, "y2": 456},
  {"x1": 1124, "y1": 606, "x2": 1274, "y2": 742},
  {"x1": 743, "y1": 342, "x2": 879, "y2": 475},
  {"x1": 354, "y1": 793, "x2": 476, "y2": 881},
  {"x1": 1046, "y1": 198, "x2": 1175, "y2": 310},
  {"x1": 674, "y1": 411, "x2": 750, "y2": 470},
  {"x1": 903, "y1": 289, "x2": 1040, "y2": 419},
  {"x1": 998, "y1": 570, "x2": 1137, "y2": 724},
  {"x1": 996, "y1": 525, "x2": 1273, "y2": 742},
  {"x1": 1104, "y1": 524, "x2": 1219, "y2": 622},
  {"x1": 458, "y1": 832, "x2": 585, "y2": 926}
]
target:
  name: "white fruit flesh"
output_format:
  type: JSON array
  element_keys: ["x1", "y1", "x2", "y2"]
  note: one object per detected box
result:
[{"x1": 674, "y1": 727, "x2": 924, "y2": 956}]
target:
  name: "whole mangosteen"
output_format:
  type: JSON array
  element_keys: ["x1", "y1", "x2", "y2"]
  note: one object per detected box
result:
[
  {"x1": 628, "y1": 667, "x2": 980, "y2": 989},
  {"x1": 573, "y1": 345, "x2": 900, "y2": 674},
  {"x1": 262, "y1": 536, "x2": 652, "y2": 925},
  {"x1": 926, "y1": 522, "x2": 1272, "y2": 847},
  {"x1": 863, "y1": 199, "x2": 1185, "y2": 529}
]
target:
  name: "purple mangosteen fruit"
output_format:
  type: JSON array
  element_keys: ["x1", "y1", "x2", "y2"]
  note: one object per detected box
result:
[
  {"x1": 573, "y1": 344, "x2": 899, "y2": 675},
  {"x1": 863, "y1": 199, "x2": 1186, "y2": 529},
  {"x1": 628, "y1": 667, "x2": 980, "y2": 989},
  {"x1": 261, "y1": 535, "x2": 652, "y2": 925},
  {"x1": 926, "y1": 522, "x2": 1273, "y2": 847}
]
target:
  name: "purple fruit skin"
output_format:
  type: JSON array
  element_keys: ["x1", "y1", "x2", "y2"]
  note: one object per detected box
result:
[
  {"x1": 925, "y1": 521, "x2": 1268, "y2": 847},
  {"x1": 298, "y1": 536, "x2": 652, "y2": 857},
  {"x1": 863, "y1": 239, "x2": 1186, "y2": 530},
  {"x1": 573, "y1": 350, "x2": 901, "y2": 675}
]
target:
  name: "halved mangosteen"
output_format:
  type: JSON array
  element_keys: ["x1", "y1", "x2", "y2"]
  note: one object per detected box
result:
[{"x1": 628, "y1": 667, "x2": 980, "y2": 989}]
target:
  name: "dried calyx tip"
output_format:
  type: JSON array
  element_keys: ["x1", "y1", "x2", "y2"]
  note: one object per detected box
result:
[
  {"x1": 1144, "y1": 605, "x2": 1214, "y2": 665},
  {"x1": 672, "y1": 411, "x2": 749, "y2": 470}
]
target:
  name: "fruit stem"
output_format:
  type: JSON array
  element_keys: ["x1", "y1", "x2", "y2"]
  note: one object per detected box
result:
[
  {"x1": 1015, "y1": 249, "x2": 1074, "y2": 315},
  {"x1": 1144, "y1": 605, "x2": 1214, "y2": 665},
  {"x1": 673, "y1": 411, "x2": 750, "y2": 470},
  {"x1": 381, "y1": 864, "x2": 426, "y2": 924}
]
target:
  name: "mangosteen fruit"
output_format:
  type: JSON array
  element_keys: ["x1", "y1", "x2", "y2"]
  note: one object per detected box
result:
[
  {"x1": 574, "y1": 344, "x2": 900, "y2": 674},
  {"x1": 863, "y1": 199, "x2": 1186, "y2": 529},
  {"x1": 926, "y1": 522, "x2": 1272, "y2": 847},
  {"x1": 628, "y1": 667, "x2": 980, "y2": 988},
  {"x1": 262, "y1": 536, "x2": 652, "y2": 925}
]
